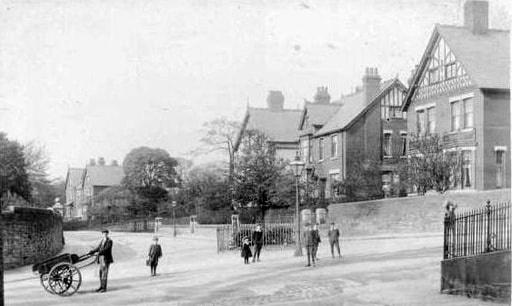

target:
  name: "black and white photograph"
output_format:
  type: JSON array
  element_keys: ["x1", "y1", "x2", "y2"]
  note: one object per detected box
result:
[{"x1": 0, "y1": 0, "x2": 511, "y2": 305}]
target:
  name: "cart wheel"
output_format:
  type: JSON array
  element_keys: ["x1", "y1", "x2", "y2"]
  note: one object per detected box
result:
[
  {"x1": 40, "y1": 274, "x2": 55, "y2": 295},
  {"x1": 48, "y1": 262, "x2": 82, "y2": 296}
]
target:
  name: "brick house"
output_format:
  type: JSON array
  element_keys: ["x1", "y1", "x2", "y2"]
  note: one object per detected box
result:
[
  {"x1": 301, "y1": 68, "x2": 408, "y2": 200},
  {"x1": 64, "y1": 159, "x2": 124, "y2": 220},
  {"x1": 402, "y1": 0, "x2": 510, "y2": 191},
  {"x1": 235, "y1": 90, "x2": 302, "y2": 161},
  {"x1": 64, "y1": 167, "x2": 85, "y2": 220},
  {"x1": 80, "y1": 163, "x2": 124, "y2": 219}
]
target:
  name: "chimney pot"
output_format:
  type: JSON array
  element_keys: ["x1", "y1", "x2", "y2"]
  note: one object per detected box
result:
[
  {"x1": 266, "y1": 90, "x2": 284, "y2": 111},
  {"x1": 464, "y1": 0, "x2": 489, "y2": 34},
  {"x1": 362, "y1": 67, "x2": 381, "y2": 105}
]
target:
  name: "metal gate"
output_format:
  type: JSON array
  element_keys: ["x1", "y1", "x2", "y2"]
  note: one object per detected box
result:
[{"x1": 216, "y1": 222, "x2": 296, "y2": 253}]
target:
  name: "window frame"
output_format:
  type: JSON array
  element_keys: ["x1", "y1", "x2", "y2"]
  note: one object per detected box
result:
[
  {"x1": 319, "y1": 137, "x2": 324, "y2": 161},
  {"x1": 331, "y1": 134, "x2": 338, "y2": 158},
  {"x1": 383, "y1": 132, "x2": 393, "y2": 158}
]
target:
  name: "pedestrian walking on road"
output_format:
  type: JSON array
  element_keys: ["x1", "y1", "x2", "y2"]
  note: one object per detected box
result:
[
  {"x1": 148, "y1": 236, "x2": 163, "y2": 276},
  {"x1": 328, "y1": 222, "x2": 341, "y2": 259},
  {"x1": 241, "y1": 237, "x2": 253, "y2": 264},
  {"x1": 312, "y1": 223, "x2": 321, "y2": 261},
  {"x1": 88, "y1": 229, "x2": 113, "y2": 293},
  {"x1": 252, "y1": 224, "x2": 264, "y2": 262},
  {"x1": 303, "y1": 223, "x2": 315, "y2": 267}
]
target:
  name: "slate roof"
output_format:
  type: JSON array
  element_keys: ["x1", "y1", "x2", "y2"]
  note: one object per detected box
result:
[
  {"x1": 66, "y1": 168, "x2": 84, "y2": 188},
  {"x1": 242, "y1": 107, "x2": 302, "y2": 143},
  {"x1": 315, "y1": 79, "x2": 403, "y2": 136},
  {"x1": 403, "y1": 25, "x2": 510, "y2": 111},
  {"x1": 83, "y1": 165, "x2": 124, "y2": 187},
  {"x1": 436, "y1": 25, "x2": 510, "y2": 90},
  {"x1": 298, "y1": 102, "x2": 342, "y2": 135}
]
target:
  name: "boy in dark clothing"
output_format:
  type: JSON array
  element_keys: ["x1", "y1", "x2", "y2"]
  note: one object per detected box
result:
[
  {"x1": 241, "y1": 237, "x2": 252, "y2": 264},
  {"x1": 328, "y1": 222, "x2": 341, "y2": 258},
  {"x1": 252, "y1": 224, "x2": 264, "y2": 262},
  {"x1": 303, "y1": 223, "x2": 315, "y2": 267},
  {"x1": 148, "y1": 236, "x2": 163, "y2": 276},
  {"x1": 312, "y1": 224, "x2": 321, "y2": 260}
]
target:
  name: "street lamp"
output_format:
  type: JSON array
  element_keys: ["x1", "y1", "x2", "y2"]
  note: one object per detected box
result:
[
  {"x1": 171, "y1": 200, "x2": 177, "y2": 237},
  {"x1": 290, "y1": 152, "x2": 305, "y2": 257}
]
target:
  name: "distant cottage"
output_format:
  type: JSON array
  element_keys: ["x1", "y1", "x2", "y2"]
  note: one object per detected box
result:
[
  {"x1": 64, "y1": 158, "x2": 124, "y2": 220},
  {"x1": 235, "y1": 90, "x2": 302, "y2": 161}
]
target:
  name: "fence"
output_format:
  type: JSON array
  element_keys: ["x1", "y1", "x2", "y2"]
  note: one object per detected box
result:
[
  {"x1": 444, "y1": 200, "x2": 511, "y2": 260},
  {"x1": 216, "y1": 222, "x2": 295, "y2": 252}
]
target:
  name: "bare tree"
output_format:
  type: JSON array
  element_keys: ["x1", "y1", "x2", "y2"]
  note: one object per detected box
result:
[
  {"x1": 403, "y1": 133, "x2": 459, "y2": 194},
  {"x1": 193, "y1": 118, "x2": 241, "y2": 206}
]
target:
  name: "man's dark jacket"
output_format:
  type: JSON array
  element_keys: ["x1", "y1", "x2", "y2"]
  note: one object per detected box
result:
[
  {"x1": 252, "y1": 230, "x2": 263, "y2": 245},
  {"x1": 90, "y1": 238, "x2": 114, "y2": 264},
  {"x1": 303, "y1": 229, "x2": 315, "y2": 247}
]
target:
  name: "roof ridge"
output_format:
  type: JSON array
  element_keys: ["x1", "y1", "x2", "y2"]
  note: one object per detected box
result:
[
  {"x1": 248, "y1": 107, "x2": 302, "y2": 112},
  {"x1": 436, "y1": 23, "x2": 510, "y2": 33}
]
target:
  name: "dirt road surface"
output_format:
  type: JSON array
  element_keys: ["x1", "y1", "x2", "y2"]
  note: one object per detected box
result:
[{"x1": 4, "y1": 227, "x2": 504, "y2": 306}]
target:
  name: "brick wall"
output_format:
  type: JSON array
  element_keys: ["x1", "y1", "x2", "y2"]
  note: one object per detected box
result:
[
  {"x1": 483, "y1": 90, "x2": 511, "y2": 189},
  {"x1": 327, "y1": 189, "x2": 510, "y2": 236},
  {"x1": 1, "y1": 206, "x2": 64, "y2": 269}
]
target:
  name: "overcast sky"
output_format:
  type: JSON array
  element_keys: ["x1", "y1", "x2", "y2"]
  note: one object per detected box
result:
[{"x1": 0, "y1": 0, "x2": 510, "y2": 179}]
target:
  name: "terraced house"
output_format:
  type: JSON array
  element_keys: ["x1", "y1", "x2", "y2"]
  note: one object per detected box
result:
[
  {"x1": 298, "y1": 68, "x2": 408, "y2": 201},
  {"x1": 402, "y1": 0, "x2": 510, "y2": 191}
]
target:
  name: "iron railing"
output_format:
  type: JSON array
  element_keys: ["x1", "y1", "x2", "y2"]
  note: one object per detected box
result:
[
  {"x1": 216, "y1": 223, "x2": 295, "y2": 252},
  {"x1": 444, "y1": 200, "x2": 511, "y2": 259}
]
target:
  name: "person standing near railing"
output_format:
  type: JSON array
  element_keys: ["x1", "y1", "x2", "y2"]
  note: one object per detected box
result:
[
  {"x1": 444, "y1": 200, "x2": 457, "y2": 257},
  {"x1": 252, "y1": 224, "x2": 264, "y2": 262}
]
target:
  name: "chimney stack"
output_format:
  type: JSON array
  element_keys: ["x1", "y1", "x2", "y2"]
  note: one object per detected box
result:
[
  {"x1": 313, "y1": 86, "x2": 331, "y2": 104},
  {"x1": 266, "y1": 90, "x2": 284, "y2": 111},
  {"x1": 362, "y1": 67, "x2": 381, "y2": 105},
  {"x1": 111, "y1": 160, "x2": 119, "y2": 166},
  {"x1": 89, "y1": 158, "x2": 96, "y2": 166},
  {"x1": 464, "y1": 0, "x2": 488, "y2": 34},
  {"x1": 97, "y1": 157, "x2": 106, "y2": 166}
]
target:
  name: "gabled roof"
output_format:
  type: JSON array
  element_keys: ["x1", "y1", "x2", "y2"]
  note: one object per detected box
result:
[
  {"x1": 298, "y1": 102, "x2": 342, "y2": 135},
  {"x1": 403, "y1": 24, "x2": 510, "y2": 111},
  {"x1": 65, "y1": 168, "x2": 84, "y2": 188},
  {"x1": 234, "y1": 107, "x2": 302, "y2": 150},
  {"x1": 83, "y1": 165, "x2": 124, "y2": 187},
  {"x1": 315, "y1": 79, "x2": 405, "y2": 136}
]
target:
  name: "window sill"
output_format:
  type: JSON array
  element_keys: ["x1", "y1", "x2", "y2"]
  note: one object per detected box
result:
[
  {"x1": 446, "y1": 128, "x2": 475, "y2": 134},
  {"x1": 400, "y1": 156, "x2": 407, "y2": 159},
  {"x1": 330, "y1": 156, "x2": 338, "y2": 160},
  {"x1": 383, "y1": 155, "x2": 393, "y2": 159}
]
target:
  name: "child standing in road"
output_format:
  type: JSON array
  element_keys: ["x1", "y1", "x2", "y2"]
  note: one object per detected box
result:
[{"x1": 241, "y1": 237, "x2": 252, "y2": 264}]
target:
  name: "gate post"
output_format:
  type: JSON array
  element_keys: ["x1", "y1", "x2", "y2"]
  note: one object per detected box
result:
[
  {"x1": 443, "y1": 214, "x2": 449, "y2": 259},
  {"x1": 486, "y1": 200, "x2": 491, "y2": 252}
]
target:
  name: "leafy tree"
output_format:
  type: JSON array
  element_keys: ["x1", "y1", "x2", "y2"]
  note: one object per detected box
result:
[
  {"x1": 0, "y1": 132, "x2": 31, "y2": 208},
  {"x1": 233, "y1": 130, "x2": 290, "y2": 222},
  {"x1": 402, "y1": 133, "x2": 459, "y2": 194},
  {"x1": 122, "y1": 147, "x2": 178, "y2": 190},
  {"x1": 122, "y1": 147, "x2": 178, "y2": 216},
  {"x1": 334, "y1": 157, "x2": 383, "y2": 202},
  {"x1": 193, "y1": 118, "x2": 241, "y2": 206},
  {"x1": 181, "y1": 163, "x2": 231, "y2": 224},
  {"x1": 22, "y1": 141, "x2": 62, "y2": 207}
]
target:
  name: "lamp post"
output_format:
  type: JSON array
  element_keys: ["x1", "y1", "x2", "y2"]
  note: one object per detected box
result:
[
  {"x1": 290, "y1": 152, "x2": 305, "y2": 257},
  {"x1": 172, "y1": 200, "x2": 177, "y2": 237}
]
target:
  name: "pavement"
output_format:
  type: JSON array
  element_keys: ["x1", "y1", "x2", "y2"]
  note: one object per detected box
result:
[{"x1": 3, "y1": 227, "x2": 506, "y2": 305}]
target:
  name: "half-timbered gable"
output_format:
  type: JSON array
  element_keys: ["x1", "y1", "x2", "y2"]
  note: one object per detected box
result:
[
  {"x1": 414, "y1": 35, "x2": 473, "y2": 102},
  {"x1": 403, "y1": 0, "x2": 510, "y2": 191}
]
